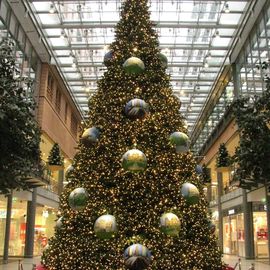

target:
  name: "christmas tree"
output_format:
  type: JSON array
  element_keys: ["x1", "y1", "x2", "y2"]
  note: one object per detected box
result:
[
  {"x1": 216, "y1": 143, "x2": 231, "y2": 168},
  {"x1": 201, "y1": 164, "x2": 211, "y2": 184},
  {"x1": 42, "y1": 0, "x2": 222, "y2": 269},
  {"x1": 48, "y1": 143, "x2": 64, "y2": 171}
]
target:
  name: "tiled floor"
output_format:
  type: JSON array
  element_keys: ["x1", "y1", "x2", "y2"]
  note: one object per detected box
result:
[
  {"x1": 0, "y1": 257, "x2": 41, "y2": 270},
  {"x1": 0, "y1": 255, "x2": 269, "y2": 270},
  {"x1": 223, "y1": 255, "x2": 270, "y2": 270}
]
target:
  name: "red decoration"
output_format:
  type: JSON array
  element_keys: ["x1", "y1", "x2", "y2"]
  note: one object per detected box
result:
[
  {"x1": 257, "y1": 228, "x2": 268, "y2": 240},
  {"x1": 36, "y1": 264, "x2": 47, "y2": 270},
  {"x1": 222, "y1": 265, "x2": 234, "y2": 270}
]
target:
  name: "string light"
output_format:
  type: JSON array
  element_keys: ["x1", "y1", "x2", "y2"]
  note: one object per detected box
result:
[{"x1": 42, "y1": 0, "x2": 222, "y2": 269}]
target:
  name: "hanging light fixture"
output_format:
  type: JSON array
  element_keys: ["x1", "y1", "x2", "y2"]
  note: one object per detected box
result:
[
  {"x1": 224, "y1": 2, "x2": 230, "y2": 13},
  {"x1": 72, "y1": 57, "x2": 76, "y2": 68},
  {"x1": 60, "y1": 30, "x2": 65, "y2": 39},
  {"x1": 49, "y1": 3, "x2": 55, "y2": 14},
  {"x1": 206, "y1": 52, "x2": 212, "y2": 60},
  {"x1": 213, "y1": 30, "x2": 220, "y2": 39}
]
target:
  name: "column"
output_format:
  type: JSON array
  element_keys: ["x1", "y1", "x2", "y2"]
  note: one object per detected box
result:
[
  {"x1": 217, "y1": 172, "x2": 223, "y2": 252},
  {"x1": 231, "y1": 63, "x2": 241, "y2": 99},
  {"x1": 242, "y1": 189, "x2": 255, "y2": 259},
  {"x1": 24, "y1": 188, "x2": 37, "y2": 258},
  {"x1": 207, "y1": 183, "x2": 212, "y2": 203},
  {"x1": 3, "y1": 190, "x2": 13, "y2": 263},
  {"x1": 265, "y1": 185, "x2": 270, "y2": 262}
]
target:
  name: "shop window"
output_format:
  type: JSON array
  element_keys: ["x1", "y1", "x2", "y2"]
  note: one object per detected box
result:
[
  {"x1": 211, "y1": 184, "x2": 218, "y2": 202},
  {"x1": 71, "y1": 113, "x2": 78, "y2": 137},
  {"x1": 223, "y1": 213, "x2": 245, "y2": 257},
  {"x1": 8, "y1": 199, "x2": 27, "y2": 256},
  {"x1": 17, "y1": 27, "x2": 25, "y2": 49},
  {"x1": 30, "y1": 50, "x2": 38, "y2": 72},
  {"x1": 55, "y1": 88, "x2": 61, "y2": 114},
  {"x1": 64, "y1": 101, "x2": 68, "y2": 123},
  {"x1": 34, "y1": 205, "x2": 56, "y2": 256},
  {"x1": 22, "y1": 58, "x2": 30, "y2": 78},
  {"x1": 0, "y1": 195, "x2": 7, "y2": 256},
  {"x1": 253, "y1": 212, "x2": 269, "y2": 258},
  {"x1": 47, "y1": 73, "x2": 53, "y2": 102}
]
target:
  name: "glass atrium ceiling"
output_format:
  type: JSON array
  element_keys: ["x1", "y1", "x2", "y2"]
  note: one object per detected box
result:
[{"x1": 27, "y1": 0, "x2": 249, "y2": 135}]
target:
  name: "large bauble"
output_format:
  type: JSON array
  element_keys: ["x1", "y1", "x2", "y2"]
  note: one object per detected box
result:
[
  {"x1": 124, "y1": 244, "x2": 152, "y2": 270},
  {"x1": 125, "y1": 98, "x2": 149, "y2": 120},
  {"x1": 81, "y1": 127, "x2": 100, "y2": 146},
  {"x1": 68, "y1": 187, "x2": 89, "y2": 211},
  {"x1": 123, "y1": 57, "x2": 145, "y2": 75},
  {"x1": 160, "y1": 213, "x2": 181, "y2": 236},
  {"x1": 103, "y1": 50, "x2": 113, "y2": 66},
  {"x1": 94, "y1": 214, "x2": 117, "y2": 239},
  {"x1": 208, "y1": 221, "x2": 216, "y2": 234},
  {"x1": 55, "y1": 217, "x2": 63, "y2": 230},
  {"x1": 35, "y1": 264, "x2": 48, "y2": 270},
  {"x1": 181, "y1": 183, "x2": 200, "y2": 205},
  {"x1": 195, "y1": 165, "x2": 203, "y2": 175},
  {"x1": 158, "y1": 53, "x2": 168, "y2": 69},
  {"x1": 65, "y1": 165, "x2": 74, "y2": 176},
  {"x1": 122, "y1": 149, "x2": 147, "y2": 172},
  {"x1": 169, "y1": 131, "x2": 189, "y2": 153}
]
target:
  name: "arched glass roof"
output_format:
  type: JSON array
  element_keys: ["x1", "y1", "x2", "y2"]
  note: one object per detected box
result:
[{"x1": 27, "y1": 0, "x2": 250, "y2": 136}]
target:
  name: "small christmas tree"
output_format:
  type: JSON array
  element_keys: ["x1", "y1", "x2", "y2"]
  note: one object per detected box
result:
[
  {"x1": 216, "y1": 143, "x2": 231, "y2": 171},
  {"x1": 48, "y1": 143, "x2": 63, "y2": 171},
  {"x1": 202, "y1": 164, "x2": 211, "y2": 184}
]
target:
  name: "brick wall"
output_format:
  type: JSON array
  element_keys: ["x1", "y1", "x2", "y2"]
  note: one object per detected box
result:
[{"x1": 37, "y1": 63, "x2": 82, "y2": 158}]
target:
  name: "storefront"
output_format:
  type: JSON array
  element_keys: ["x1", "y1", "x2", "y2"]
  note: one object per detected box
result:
[
  {"x1": 0, "y1": 197, "x2": 28, "y2": 256},
  {"x1": 222, "y1": 203, "x2": 269, "y2": 259},
  {"x1": 211, "y1": 209, "x2": 219, "y2": 238},
  {"x1": 0, "y1": 195, "x2": 7, "y2": 256},
  {"x1": 253, "y1": 203, "x2": 268, "y2": 258},
  {"x1": 34, "y1": 205, "x2": 57, "y2": 256},
  {"x1": 223, "y1": 206, "x2": 245, "y2": 257},
  {"x1": 0, "y1": 194, "x2": 57, "y2": 258}
]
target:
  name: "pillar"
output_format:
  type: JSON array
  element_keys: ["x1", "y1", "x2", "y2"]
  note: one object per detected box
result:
[
  {"x1": 232, "y1": 63, "x2": 241, "y2": 99},
  {"x1": 24, "y1": 188, "x2": 37, "y2": 258},
  {"x1": 242, "y1": 189, "x2": 255, "y2": 259},
  {"x1": 265, "y1": 185, "x2": 270, "y2": 262},
  {"x1": 207, "y1": 183, "x2": 212, "y2": 203},
  {"x1": 3, "y1": 190, "x2": 13, "y2": 263},
  {"x1": 217, "y1": 172, "x2": 223, "y2": 252}
]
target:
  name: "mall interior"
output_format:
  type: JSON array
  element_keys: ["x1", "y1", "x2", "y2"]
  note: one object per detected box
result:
[{"x1": 0, "y1": 0, "x2": 270, "y2": 268}]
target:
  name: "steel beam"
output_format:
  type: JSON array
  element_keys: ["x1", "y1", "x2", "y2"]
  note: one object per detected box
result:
[
  {"x1": 42, "y1": 22, "x2": 238, "y2": 29},
  {"x1": 51, "y1": 44, "x2": 228, "y2": 50}
]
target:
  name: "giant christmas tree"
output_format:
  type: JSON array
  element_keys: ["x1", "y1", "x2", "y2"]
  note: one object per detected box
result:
[{"x1": 42, "y1": 0, "x2": 222, "y2": 269}]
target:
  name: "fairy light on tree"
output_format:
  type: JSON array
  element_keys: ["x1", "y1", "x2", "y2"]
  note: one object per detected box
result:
[{"x1": 41, "y1": 0, "x2": 222, "y2": 269}]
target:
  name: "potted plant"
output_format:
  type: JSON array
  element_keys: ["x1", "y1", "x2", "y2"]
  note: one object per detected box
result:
[
  {"x1": 216, "y1": 143, "x2": 231, "y2": 172},
  {"x1": 48, "y1": 143, "x2": 64, "y2": 171}
]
